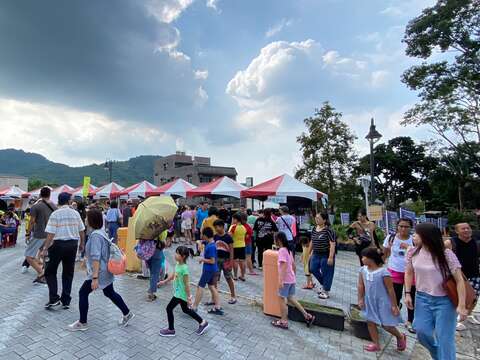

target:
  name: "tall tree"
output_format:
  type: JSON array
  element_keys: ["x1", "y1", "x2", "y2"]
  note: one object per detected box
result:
[
  {"x1": 402, "y1": 0, "x2": 480, "y2": 161},
  {"x1": 356, "y1": 137, "x2": 437, "y2": 210},
  {"x1": 296, "y1": 102, "x2": 358, "y2": 210}
]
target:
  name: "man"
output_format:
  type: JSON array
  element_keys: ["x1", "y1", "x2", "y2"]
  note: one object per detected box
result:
[
  {"x1": 122, "y1": 200, "x2": 133, "y2": 227},
  {"x1": 24, "y1": 187, "x2": 56, "y2": 284},
  {"x1": 275, "y1": 206, "x2": 296, "y2": 255},
  {"x1": 246, "y1": 209, "x2": 258, "y2": 267},
  {"x1": 43, "y1": 192, "x2": 85, "y2": 310},
  {"x1": 194, "y1": 202, "x2": 209, "y2": 256},
  {"x1": 445, "y1": 223, "x2": 480, "y2": 331}
]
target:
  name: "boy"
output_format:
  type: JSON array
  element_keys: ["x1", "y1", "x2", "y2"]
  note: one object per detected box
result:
[
  {"x1": 193, "y1": 228, "x2": 223, "y2": 315},
  {"x1": 213, "y1": 219, "x2": 237, "y2": 304}
]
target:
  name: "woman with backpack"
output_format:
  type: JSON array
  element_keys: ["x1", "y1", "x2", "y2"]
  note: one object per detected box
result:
[
  {"x1": 382, "y1": 218, "x2": 416, "y2": 333},
  {"x1": 68, "y1": 209, "x2": 134, "y2": 332},
  {"x1": 348, "y1": 209, "x2": 380, "y2": 265}
]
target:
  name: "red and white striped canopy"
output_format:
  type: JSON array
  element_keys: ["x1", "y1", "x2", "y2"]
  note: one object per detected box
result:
[
  {"x1": 71, "y1": 184, "x2": 98, "y2": 197},
  {"x1": 117, "y1": 180, "x2": 156, "y2": 199},
  {"x1": 93, "y1": 182, "x2": 124, "y2": 199},
  {"x1": 146, "y1": 179, "x2": 196, "y2": 198},
  {"x1": 23, "y1": 186, "x2": 53, "y2": 199},
  {"x1": 53, "y1": 184, "x2": 75, "y2": 194},
  {"x1": 186, "y1": 177, "x2": 246, "y2": 199},
  {"x1": 241, "y1": 174, "x2": 327, "y2": 201},
  {"x1": 0, "y1": 185, "x2": 26, "y2": 199}
]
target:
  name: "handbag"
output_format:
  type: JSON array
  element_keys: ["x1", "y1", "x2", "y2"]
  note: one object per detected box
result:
[{"x1": 442, "y1": 272, "x2": 477, "y2": 311}]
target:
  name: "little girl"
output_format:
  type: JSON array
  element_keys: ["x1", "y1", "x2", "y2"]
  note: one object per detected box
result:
[
  {"x1": 158, "y1": 246, "x2": 209, "y2": 337},
  {"x1": 300, "y1": 236, "x2": 314, "y2": 289},
  {"x1": 271, "y1": 232, "x2": 315, "y2": 329},
  {"x1": 357, "y1": 248, "x2": 406, "y2": 352}
]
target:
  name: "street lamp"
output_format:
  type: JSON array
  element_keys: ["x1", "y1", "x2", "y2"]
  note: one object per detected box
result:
[
  {"x1": 103, "y1": 160, "x2": 113, "y2": 183},
  {"x1": 365, "y1": 118, "x2": 382, "y2": 205}
]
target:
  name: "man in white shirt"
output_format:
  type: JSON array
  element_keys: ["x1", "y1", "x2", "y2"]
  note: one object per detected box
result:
[
  {"x1": 276, "y1": 206, "x2": 296, "y2": 254},
  {"x1": 43, "y1": 192, "x2": 85, "y2": 310}
]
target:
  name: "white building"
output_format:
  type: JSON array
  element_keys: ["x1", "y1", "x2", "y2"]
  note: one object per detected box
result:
[{"x1": 0, "y1": 174, "x2": 28, "y2": 191}]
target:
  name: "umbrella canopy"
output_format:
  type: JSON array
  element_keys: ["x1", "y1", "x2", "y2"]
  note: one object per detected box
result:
[
  {"x1": 93, "y1": 182, "x2": 124, "y2": 199},
  {"x1": 130, "y1": 196, "x2": 177, "y2": 239},
  {"x1": 241, "y1": 174, "x2": 327, "y2": 202},
  {"x1": 0, "y1": 185, "x2": 26, "y2": 199},
  {"x1": 22, "y1": 186, "x2": 53, "y2": 199},
  {"x1": 146, "y1": 178, "x2": 196, "y2": 198},
  {"x1": 53, "y1": 184, "x2": 75, "y2": 194},
  {"x1": 117, "y1": 180, "x2": 156, "y2": 199},
  {"x1": 71, "y1": 184, "x2": 98, "y2": 197},
  {"x1": 186, "y1": 176, "x2": 246, "y2": 199}
]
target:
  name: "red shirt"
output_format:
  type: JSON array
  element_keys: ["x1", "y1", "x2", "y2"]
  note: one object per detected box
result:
[{"x1": 244, "y1": 223, "x2": 253, "y2": 245}]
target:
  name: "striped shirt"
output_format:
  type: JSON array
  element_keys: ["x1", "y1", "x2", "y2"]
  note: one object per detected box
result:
[
  {"x1": 311, "y1": 227, "x2": 336, "y2": 255},
  {"x1": 45, "y1": 206, "x2": 85, "y2": 241}
]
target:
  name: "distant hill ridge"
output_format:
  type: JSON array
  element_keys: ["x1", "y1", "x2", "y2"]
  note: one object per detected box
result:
[{"x1": 0, "y1": 148, "x2": 162, "y2": 187}]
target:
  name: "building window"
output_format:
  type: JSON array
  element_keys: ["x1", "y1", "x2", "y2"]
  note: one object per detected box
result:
[
  {"x1": 199, "y1": 175, "x2": 213, "y2": 183},
  {"x1": 163, "y1": 163, "x2": 168, "y2": 171},
  {"x1": 187, "y1": 175, "x2": 192, "y2": 183}
]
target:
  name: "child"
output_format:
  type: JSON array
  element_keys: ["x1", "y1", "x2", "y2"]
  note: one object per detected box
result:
[
  {"x1": 271, "y1": 232, "x2": 315, "y2": 330},
  {"x1": 158, "y1": 246, "x2": 209, "y2": 337},
  {"x1": 229, "y1": 213, "x2": 246, "y2": 281},
  {"x1": 241, "y1": 213, "x2": 257, "y2": 276},
  {"x1": 192, "y1": 227, "x2": 223, "y2": 315},
  {"x1": 357, "y1": 248, "x2": 406, "y2": 352},
  {"x1": 300, "y1": 236, "x2": 314, "y2": 289},
  {"x1": 213, "y1": 219, "x2": 237, "y2": 305}
]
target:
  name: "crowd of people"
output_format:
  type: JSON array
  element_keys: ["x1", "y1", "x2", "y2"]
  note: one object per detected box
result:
[{"x1": 15, "y1": 188, "x2": 480, "y2": 359}]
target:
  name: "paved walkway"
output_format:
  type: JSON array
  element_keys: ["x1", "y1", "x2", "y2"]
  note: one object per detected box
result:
[{"x1": 0, "y1": 232, "x2": 477, "y2": 360}]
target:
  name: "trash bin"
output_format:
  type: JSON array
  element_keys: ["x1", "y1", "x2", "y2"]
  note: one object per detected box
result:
[
  {"x1": 125, "y1": 220, "x2": 141, "y2": 272},
  {"x1": 263, "y1": 249, "x2": 282, "y2": 317},
  {"x1": 117, "y1": 227, "x2": 128, "y2": 253}
]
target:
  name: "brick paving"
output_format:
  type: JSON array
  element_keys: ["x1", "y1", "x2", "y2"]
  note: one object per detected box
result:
[{"x1": 0, "y1": 231, "x2": 477, "y2": 359}]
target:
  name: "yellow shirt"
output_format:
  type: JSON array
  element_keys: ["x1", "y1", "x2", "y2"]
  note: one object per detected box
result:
[
  {"x1": 201, "y1": 215, "x2": 218, "y2": 233},
  {"x1": 229, "y1": 224, "x2": 246, "y2": 248}
]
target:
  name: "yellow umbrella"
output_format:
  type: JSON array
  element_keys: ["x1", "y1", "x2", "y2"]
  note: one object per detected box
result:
[{"x1": 130, "y1": 196, "x2": 177, "y2": 240}]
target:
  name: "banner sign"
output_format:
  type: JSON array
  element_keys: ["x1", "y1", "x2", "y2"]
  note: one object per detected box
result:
[
  {"x1": 267, "y1": 195, "x2": 287, "y2": 204},
  {"x1": 385, "y1": 211, "x2": 399, "y2": 234},
  {"x1": 328, "y1": 214, "x2": 336, "y2": 226},
  {"x1": 368, "y1": 205, "x2": 383, "y2": 221},
  {"x1": 82, "y1": 176, "x2": 91, "y2": 197},
  {"x1": 399, "y1": 208, "x2": 416, "y2": 224},
  {"x1": 417, "y1": 215, "x2": 427, "y2": 223},
  {"x1": 439, "y1": 217, "x2": 448, "y2": 230},
  {"x1": 340, "y1": 213, "x2": 350, "y2": 225}
]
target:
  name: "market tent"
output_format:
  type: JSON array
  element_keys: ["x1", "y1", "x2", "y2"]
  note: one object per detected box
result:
[
  {"x1": 22, "y1": 186, "x2": 53, "y2": 199},
  {"x1": 0, "y1": 185, "x2": 26, "y2": 199},
  {"x1": 53, "y1": 184, "x2": 75, "y2": 194},
  {"x1": 146, "y1": 178, "x2": 196, "y2": 198},
  {"x1": 241, "y1": 174, "x2": 327, "y2": 202},
  {"x1": 117, "y1": 180, "x2": 156, "y2": 199},
  {"x1": 186, "y1": 176, "x2": 246, "y2": 199},
  {"x1": 71, "y1": 184, "x2": 98, "y2": 198},
  {"x1": 93, "y1": 182, "x2": 124, "y2": 199}
]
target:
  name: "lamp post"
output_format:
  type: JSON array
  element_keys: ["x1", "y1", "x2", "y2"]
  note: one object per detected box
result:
[
  {"x1": 357, "y1": 175, "x2": 371, "y2": 216},
  {"x1": 104, "y1": 160, "x2": 113, "y2": 183},
  {"x1": 365, "y1": 118, "x2": 382, "y2": 205}
]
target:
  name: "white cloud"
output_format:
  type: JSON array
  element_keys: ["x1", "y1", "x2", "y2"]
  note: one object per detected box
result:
[
  {"x1": 195, "y1": 86, "x2": 208, "y2": 107},
  {"x1": 265, "y1": 18, "x2": 293, "y2": 38},
  {"x1": 146, "y1": 0, "x2": 194, "y2": 23},
  {"x1": 155, "y1": 26, "x2": 191, "y2": 62},
  {"x1": 370, "y1": 70, "x2": 390, "y2": 87},
  {"x1": 379, "y1": 0, "x2": 436, "y2": 18},
  {"x1": 206, "y1": 0, "x2": 221, "y2": 12},
  {"x1": 194, "y1": 69, "x2": 209, "y2": 80}
]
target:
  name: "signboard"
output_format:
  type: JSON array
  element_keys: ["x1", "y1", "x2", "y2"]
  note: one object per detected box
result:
[
  {"x1": 368, "y1": 205, "x2": 383, "y2": 221},
  {"x1": 267, "y1": 195, "x2": 287, "y2": 204},
  {"x1": 82, "y1": 176, "x2": 91, "y2": 197},
  {"x1": 245, "y1": 177, "x2": 253, "y2": 187},
  {"x1": 399, "y1": 208, "x2": 416, "y2": 225},
  {"x1": 340, "y1": 212, "x2": 350, "y2": 225},
  {"x1": 439, "y1": 217, "x2": 448, "y2": 230},
  {"x1": 385, "y1": 211, "x2": 399, "y2": 234},
  {"x1": 328, "y1": 214, "x2": 335, "y2": 226}
]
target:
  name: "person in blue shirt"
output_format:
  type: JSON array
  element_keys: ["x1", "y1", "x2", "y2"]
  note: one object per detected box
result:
[
  {"x1": 194, "y1": 202, "x2": 209, "y2": 256},
  {"x1": 192, "y1": 227, "x2": 223, "y2": 315}
]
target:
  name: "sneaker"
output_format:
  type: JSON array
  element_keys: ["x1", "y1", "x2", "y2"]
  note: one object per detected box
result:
[
  {"x1": 119, "y1": 312, "x2": 135, "y2": 327},
  {"x1": 146, "y1": 294, "x2": 157, "y2": 302},
  {"x1": 195, "y1": 321, "x2": 209, "y2": 335},
  {"x1": 68, "y1": 321, "x2": 88, "y2": 332},
  {"x1": 318, "y1": 291, "x2": 330, "y2": 299},
  {"x1": 21, "y1": 266, "x2": 28, "y2": 274},
  {"x1": 456, "y1": 322, "x2": 467, "y2": 331},
  {"x1": 62, "y1": 304, "x2": 70, "y2": 310},
  {"x1": 468, "y1": 315, "x2": 480, "y2": 325},
  {"x1": 159, "y1": 328, "x2": 176, "y2": 337},
  {"x1": 45, "y1": 300, "x2": 61, "y2": 310},
  {"x1": 33, "y1": 276, "x2": 46, "y2": 284}
]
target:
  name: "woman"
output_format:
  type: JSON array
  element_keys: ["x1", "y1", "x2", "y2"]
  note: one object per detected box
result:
[
  {"x1": 105, "y1": 200, "x2": 122, "y2": 243},
  {"x1": 348, "y1": 209, "x2": 379, "y2": 265},
  {"x1": 383, "y1": 218, "x2": 416, "y2": 333},
  {"x1": 68, "y1": 209, "x2": 134, "y2": 331},
  {"x1": 146, "y1": 232, "x2": 167, "y2": 302},
  {"x1": 181, "y1": 206, "x2": 194, "y2": 245},
  {"x1": 308, "y1": 213, "x2": 336, "y2": 299},
  {"x1": 405, "y1": 223, "x2": 468, "y2": 360},
  {"x1": 253, "y1": 209, "x2": 277, "y2": 269}
]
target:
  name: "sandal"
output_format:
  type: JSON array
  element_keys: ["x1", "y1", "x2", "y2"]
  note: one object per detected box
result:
[
  {"x1": 363, "y1": 343, "x2": 381, "y2": 352},
  {"x1": 271, "y1": 320, "x2": 288, "y2": 329},
  {"x1": 239, "y1": 277, "x2": 246, "y2": 282},
  {"x1": 406, "y1": 323, "x2": 416, "y2": 334},
  {"x1": 248, "y1": 272, "x2": 259, "y2": 276},
  {"x1": 305, "y1": 314, "x2": 315, "y2": 327},
  {"x1": 302, "y1": 284, "x2": 315, "y2": 290},
  {"x1": 203, "y1": 302, "x2": 215, "y2": 306},
  {"x1": 228, "y1": 299, "x2": 237, "y2": 305},
  {"x1": 233, "y1": 277, "x2": 238, "y2": 281},
  {"x1": 397, "y1": 334, "x2": 407, "y2": 351},
  {"x1": 208, "y1": 308, "x2": 224, "y2": 316},
  {"x1": 318, "y1": 292, "x2": 330, "y2": 299}
]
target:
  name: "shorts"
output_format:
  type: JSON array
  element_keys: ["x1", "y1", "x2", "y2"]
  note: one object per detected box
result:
[
  {"x1": 245, "y1": 244, "x2": 252, "y2": 255},
  {"x1": 198, "y1": 271, "x2": 217, "y2": 288},
  {"x1": 24, "y1": 237, "x2": 45, "y2": 258},
  {"x1": 216, "y1": 258, "x2": 233, "y2": 281},
  {"x1": 181, "y1": 219, "x2": 192, "y2": 231},
  {"x1": 469, "y1": 277, "x2": 480, "y2": 299},
  {"x1": 195, "y1": 229, "x2": 201, "y2": 241},
  {"x1": 278, "y1": 283, "x2": 296, "y2": 298},
  {"x1": 233, "y1": 247, "x2": 246, "y2": 260}
]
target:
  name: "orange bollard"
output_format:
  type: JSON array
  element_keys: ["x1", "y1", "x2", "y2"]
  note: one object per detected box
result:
[
  {"x1": 117, "y1": 227, "x2": 128, "y2": 253},
  {"x1": 263, "y1": 249, "x2": 283, "y2": 317}
]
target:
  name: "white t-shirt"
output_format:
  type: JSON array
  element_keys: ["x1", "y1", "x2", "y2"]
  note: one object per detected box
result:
[
  {"x1": 383, "y1": 234, "x2": 414, "y2": 273},
  {"x1": 45, "y1": 206, "x2": 85, "y2": 241},
  {"x1": 276, "y1": 215, "x2": 295, "y2": 241}
]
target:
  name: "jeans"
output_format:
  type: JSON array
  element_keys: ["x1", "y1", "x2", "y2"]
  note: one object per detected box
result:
[
  {"x1": 309, "y1": 254, "x2": 335, "y2": 292},
  {"x1": 44, "y1": 240, "x2": 78, "y2": 305},
  {"x1": 166, "y1": 296, "x2": 203, "y2": 330},
  {"x1": 107, "y1": 222, "x2": 120, "y2": 243},
  {"x1": 413, "y1": 291, "x2": 457, "y2": 360},
  {"x1": 146, "y1": 249, "x2": 164, "y2": 294},
  {"x1": 393, "y1": 282, "x2": 416, "y2": 323},
  {"x1": 78, "y1": 280, "x2": 129, "y2": 324}
]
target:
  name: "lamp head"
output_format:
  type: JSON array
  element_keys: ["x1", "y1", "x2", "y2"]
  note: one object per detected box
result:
[{"x1": 366, "y1": 118, "x2": 382, "y2": 143}]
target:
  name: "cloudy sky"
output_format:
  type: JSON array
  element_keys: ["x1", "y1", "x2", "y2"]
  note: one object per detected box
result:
[{"x1": 0, "y1": 0, "x2": 435, "y2": 183}]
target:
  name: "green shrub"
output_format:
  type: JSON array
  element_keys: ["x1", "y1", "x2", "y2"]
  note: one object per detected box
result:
[
  {"x1": 332, "y1": 224, "x2": 349, "y2": 242},
  {"x1": 447, "y1": 209, "x2": 478, "y2": 230}
]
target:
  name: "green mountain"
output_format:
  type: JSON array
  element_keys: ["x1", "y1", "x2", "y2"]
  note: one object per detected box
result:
[{"x1": 0, "y1": 149, "x2": 162, "y2": 189}]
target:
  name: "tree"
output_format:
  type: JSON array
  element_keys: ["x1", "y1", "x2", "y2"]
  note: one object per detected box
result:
[
  {"x1": 402, "y1": 0, "x2": 480, "y2": 161},
  {"x1": 356, "y1": 137, "x2": 437, "y2": 209},
  {"x1": 28, "y1": 178, "x2": 47, "y2": 191},
  {"x1": 296, "y1": 102, "x2": 358, "y2": 210}
]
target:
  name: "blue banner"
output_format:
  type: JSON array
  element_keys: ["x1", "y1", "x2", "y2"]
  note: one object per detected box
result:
[
  {"x1": 386, "y1": 211, "x2": 399, "y2": 234},
  {"x1": 329, "y1": 214, "x2": 336, "y2": 226},
  {"x1": 399, "y1": 208, "x2": 417, "y2": 225},
  {"x1": 439, "y1": 217, "x2": 448, "y2": 230},
  {"x1": 340, "y1": 212, "x2": 350, "y2": 225}
]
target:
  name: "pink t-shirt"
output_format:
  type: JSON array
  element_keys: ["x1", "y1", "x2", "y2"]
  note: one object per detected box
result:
[
  {"x1": 406, "y1": 247, "x2": 461, "y2": 296},
  {"x1": 278, "y1": 247, "x2": 296, "y2": 284}
]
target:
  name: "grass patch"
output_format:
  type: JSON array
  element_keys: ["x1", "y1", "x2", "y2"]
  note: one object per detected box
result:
[
  {"x1": 296, "y1": 300, "x2": 344, "y2": 315},
  {"x1": 349, "y1": 304, "x2": 365, "y2": 321}
]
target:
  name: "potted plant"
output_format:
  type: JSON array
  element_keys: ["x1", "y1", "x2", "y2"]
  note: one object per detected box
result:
[
  {"x1": 288, "y1": 300, "x2": 345, "y2": 331},
  {"x1": 348, "y1": 304, "x2": 371, "y2": 340}
]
